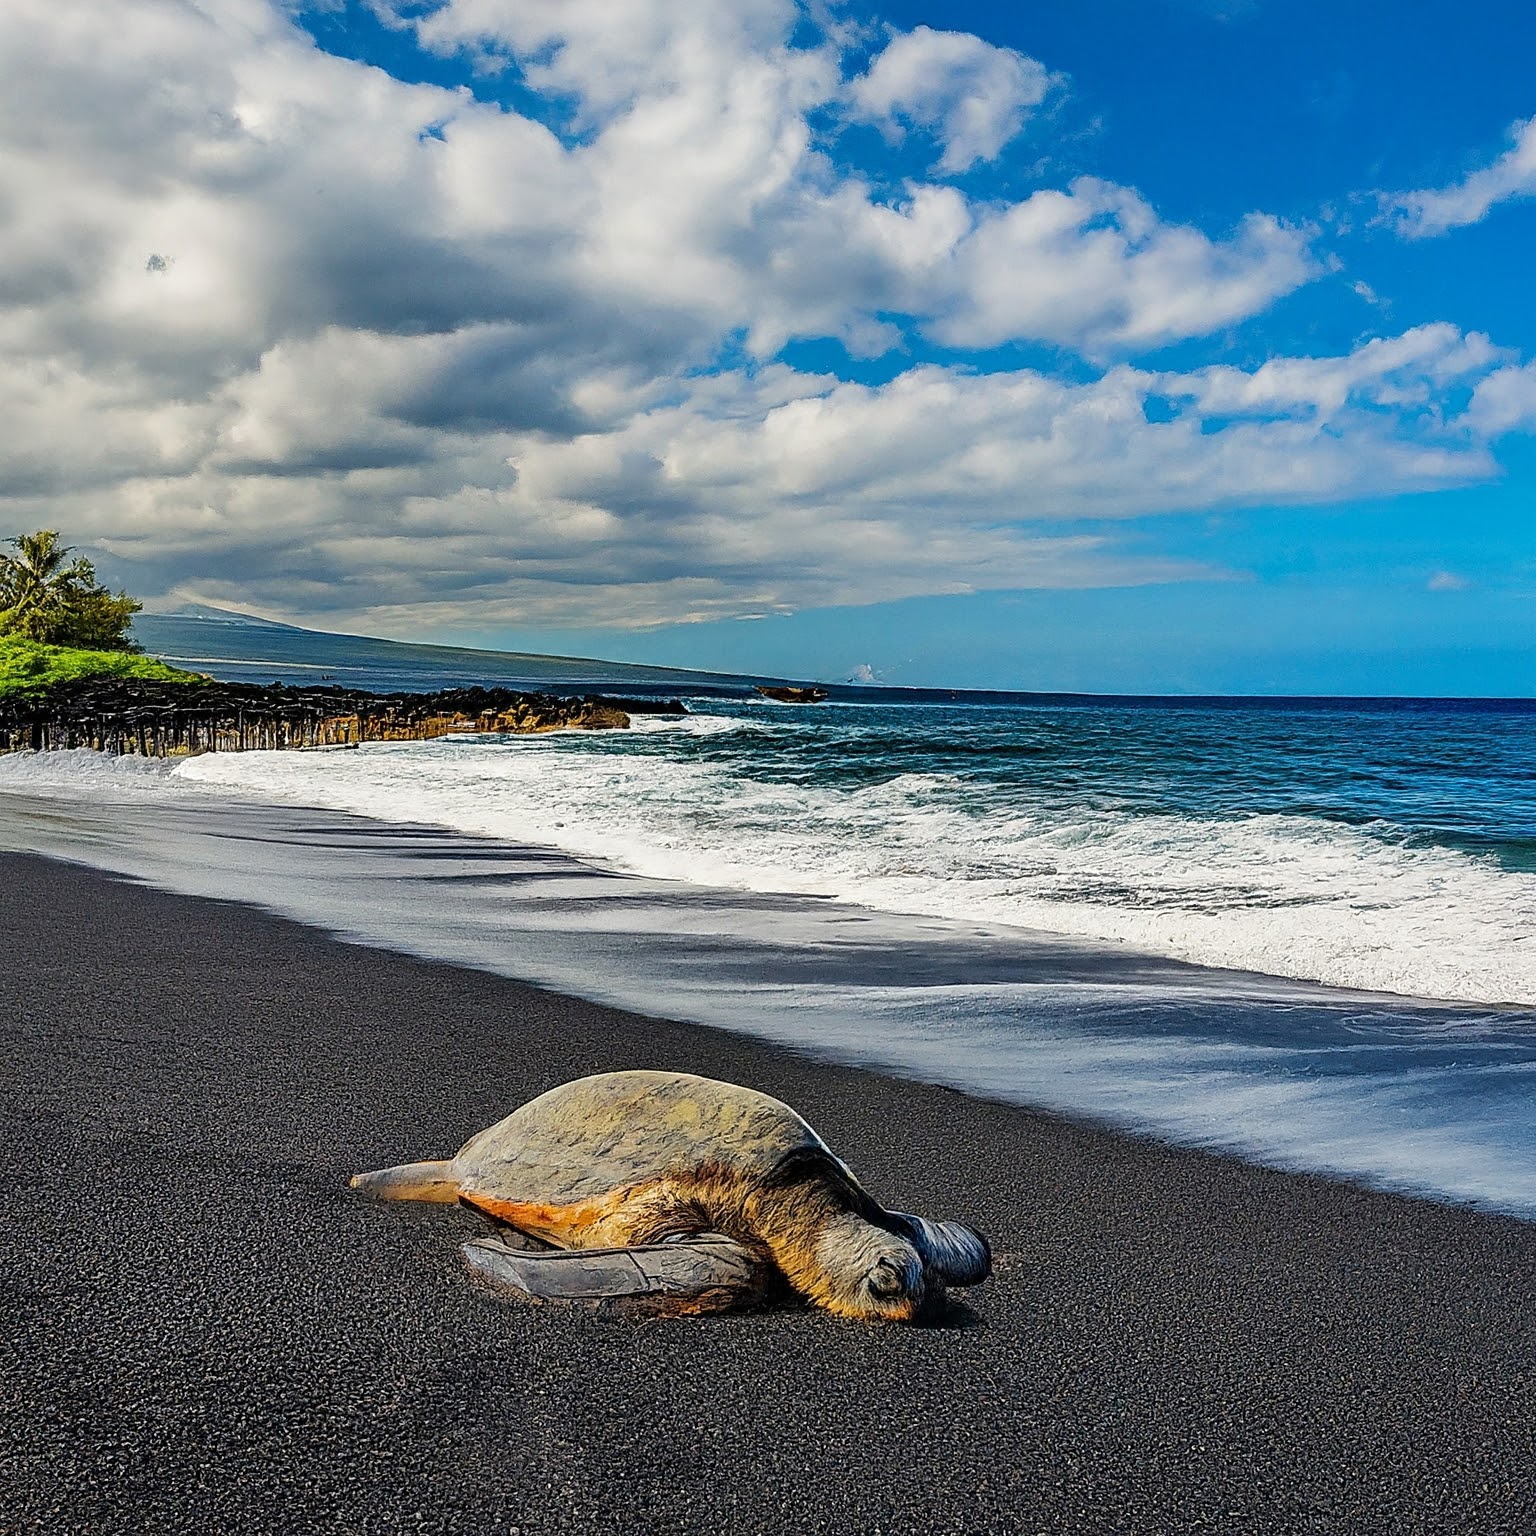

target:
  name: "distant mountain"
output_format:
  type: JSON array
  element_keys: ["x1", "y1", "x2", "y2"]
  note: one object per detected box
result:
[
  {"x1": 129, "y1": 608, "x2": 960, "y2": 705},
  {"x1": 146, "y1": 602, "x2": 303, "y2": 630},
  {"x1": 130, "y1": 609, "x2": 764, "y2": 698}
]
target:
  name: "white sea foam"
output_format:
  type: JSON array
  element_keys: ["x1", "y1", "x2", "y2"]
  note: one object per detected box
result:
[
  {"x1": 151, "y1": 733, "x2": 1536, "y2": 1006},
  {"x1": 5, "y1": 758, "x2": 1536, "y2": 1214},
  {"x1": 0, "y1": 746, "x2": 182, "y2": 795},
  {"x1": 625, "y1": 713, "x2": 743, "y2": 737},
  {"x1": 741, "y1": 984, "x2": 1536, "y2": 1213}
]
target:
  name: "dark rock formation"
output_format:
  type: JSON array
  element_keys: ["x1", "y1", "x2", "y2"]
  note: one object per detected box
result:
[
  {"x1": 755, "y1": 685, "x2": 829, "y2": 704},
  {"x1": 0, "y1": 678, "x2": 686, "y2": 757}
]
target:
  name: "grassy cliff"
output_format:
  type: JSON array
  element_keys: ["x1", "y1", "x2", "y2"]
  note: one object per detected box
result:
[{"x1": 0, "y1": 636, "x2": 202, "y2": 699}]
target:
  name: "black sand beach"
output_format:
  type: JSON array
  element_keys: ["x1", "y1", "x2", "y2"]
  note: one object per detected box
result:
[{"x1": 4, "y1": 850, "x2": 1536, "y2": 1535}]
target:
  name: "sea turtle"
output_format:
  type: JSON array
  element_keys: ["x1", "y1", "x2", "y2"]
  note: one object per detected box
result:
[{"x1": 350, "y1": 1069, "x2": 991, "y2": 1321}]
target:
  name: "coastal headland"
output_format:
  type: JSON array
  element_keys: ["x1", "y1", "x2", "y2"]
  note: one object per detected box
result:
[
  {"x1": 0, "y1": 677, "x2": 685, "y2": 755},
  {"x1": 4, "y1": 851, "x2": 1535, "y2": 1534}
]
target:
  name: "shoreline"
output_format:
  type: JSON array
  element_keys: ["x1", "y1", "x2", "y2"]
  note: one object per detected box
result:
[
  {"x1": 4, "y1": 771, "x2": 1535, "y2": 1218},
  {"x1": 5, "y1": 850, "x2": 1536, "y2": 1533}
]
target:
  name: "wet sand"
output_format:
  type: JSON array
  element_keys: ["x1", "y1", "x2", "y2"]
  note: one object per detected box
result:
[{"x1": 3, "y1": 850, "x2": 1535, "y2": 1534}]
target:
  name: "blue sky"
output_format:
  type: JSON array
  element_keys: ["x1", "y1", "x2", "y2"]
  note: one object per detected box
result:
[{"x1": 4, "y1": 0, "x2": 1535, "y2": 693}]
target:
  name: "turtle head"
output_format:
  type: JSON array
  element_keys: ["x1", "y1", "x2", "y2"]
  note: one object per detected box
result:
[
  {"x1": 889, "y1": 1212, "x2": 992, "y2": 1289},
  {"x1": 809, "y1": 1213, "x2": 930, "y2": 1322}
]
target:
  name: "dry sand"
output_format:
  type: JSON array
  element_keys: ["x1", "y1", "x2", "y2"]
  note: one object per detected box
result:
[{"x1": 3, "y1": 851, "x2": 1535, "y2": 1534}]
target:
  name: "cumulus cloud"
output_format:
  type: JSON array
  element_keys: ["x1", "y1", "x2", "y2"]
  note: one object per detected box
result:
[
  {"x1": 1156, "y1": 324, "x2": 1506, "y2": 420},
  {"x1": 411, "y1": 0, "x2": 817, "y2": 129},
  {"x1": 925, "y1": 180, "x2": 1315, "y2": 354},
  {"x1": 1466, "y1": 360, "x2": 1536, "y2": 437},
  {"x1": 0, "y1": 0, "x2": 1516, "y2": 635},
  {"x1": 82, "y1": 328, "x2": 1504, "y2": 631},
  {"x1": 847, "y1": 25, "x2": 1057, "y2": 174},
  {"x1": 384, "y1": 0, "x2": 1313, "y2": 358},
  {"x1": 1383, "y1": 115, "x2": 1536, "y2": 237}
]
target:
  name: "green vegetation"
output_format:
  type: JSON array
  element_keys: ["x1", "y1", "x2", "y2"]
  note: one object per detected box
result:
[
  {"x1": 0, "y1": 636, "x2": 201, "y2": 698},
  {"x1": 0, "y1": 530, "x2": 141, "y2": 650},
  {"x1": 0, "y1": 530, "x2": 200, "y2": 699}
]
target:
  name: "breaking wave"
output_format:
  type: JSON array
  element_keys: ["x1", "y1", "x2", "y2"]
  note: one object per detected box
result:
[{"x1": 159, "y1": 721, "x2": 1536, "y2": 1006}]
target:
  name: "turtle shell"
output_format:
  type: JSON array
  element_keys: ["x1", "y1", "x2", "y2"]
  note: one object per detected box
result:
[{"x1": 452, "y1": 1070, "x2": 835, "y2": 1247}]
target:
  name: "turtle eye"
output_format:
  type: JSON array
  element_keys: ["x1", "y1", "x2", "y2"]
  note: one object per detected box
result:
[{"x1": 866, "y1": 1259, "x2": 905, "y2": 1298}]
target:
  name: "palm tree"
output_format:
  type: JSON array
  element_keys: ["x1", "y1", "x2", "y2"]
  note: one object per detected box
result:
[
  {"x1": 0, "y1": 530, "x2": 75, "y2": 629},
  {"x1": 0, "y1": 530, "x2": 141, "y2": 649}
]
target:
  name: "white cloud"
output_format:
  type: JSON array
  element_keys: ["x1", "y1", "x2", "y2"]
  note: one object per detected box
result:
[
  {"x1": 0, "y1": 0, "x2": 1513, "y2": 637},
  {"x1": 923, "y1": 180, "x2": 1315, "y2": 354},
  {"x1": 86, "y1": 329, "x2": 1505, "y2": 632},
  {"x1": 848, "y1": 25, "x2": 1056, "y2": 174},
  {"x1": 1158, "y1": 324, "x2": 1506, "y2": 420},
  {"x1": 1384, "y1": 115, "x2": 1536, "y2": 237},
  {"x1": 1467, "y1": 361, "x2": 1536, "y2": 437},
  {"x1": 1427, "y1": 571, "x2": 1472, "y2": 591},
  {"x1": 388, "y1": 0, "x2": 1313, "y2": 358},
  {"x1": 412, "y1": 0, "x2": 815, "y2": 129}
]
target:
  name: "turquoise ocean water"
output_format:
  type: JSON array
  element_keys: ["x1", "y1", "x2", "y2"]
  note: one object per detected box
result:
[{"x1": 1, "y1": 614, "x2": 1533, "y2": 1214}]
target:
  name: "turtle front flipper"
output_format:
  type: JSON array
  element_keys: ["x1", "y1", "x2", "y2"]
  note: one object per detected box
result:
[{"x1": 461, "y1": 1234, "x2": 771, "y2": 1317}]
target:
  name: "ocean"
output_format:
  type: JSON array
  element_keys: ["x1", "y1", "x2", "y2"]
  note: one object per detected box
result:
[{"x1": 2, "y1": 616, "x2": 1534, "y2": 1215}]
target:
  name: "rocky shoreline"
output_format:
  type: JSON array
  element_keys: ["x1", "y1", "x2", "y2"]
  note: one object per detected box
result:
[{"x1": 0, "y1": 676, "x2": 685, "y2": 756}]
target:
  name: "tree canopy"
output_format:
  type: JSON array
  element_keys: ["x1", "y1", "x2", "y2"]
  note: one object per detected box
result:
[{"x1": 0, "y1": 530, "x2": 141, "y2": 651}]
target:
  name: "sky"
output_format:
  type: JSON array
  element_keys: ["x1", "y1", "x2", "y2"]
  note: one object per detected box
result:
[{"x1": 4, "y1": 0, "x2": 1536, "y2": 694}]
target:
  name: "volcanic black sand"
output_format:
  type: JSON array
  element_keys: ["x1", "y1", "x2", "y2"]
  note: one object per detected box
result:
[{"x1": 4, "y1": 852, "x2": 1536, "y2": 1535}]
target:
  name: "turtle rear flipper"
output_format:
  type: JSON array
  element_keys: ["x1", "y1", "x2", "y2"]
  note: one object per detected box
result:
[
  {"x1": 350, "y1": 1160, "x2": 458, "y2": 1202},
  {"x1": 461, "y1": 1234, "x2": 770, "y2": 1316}
]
